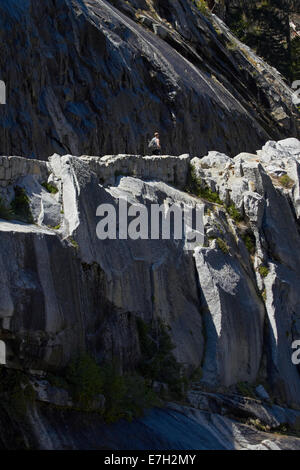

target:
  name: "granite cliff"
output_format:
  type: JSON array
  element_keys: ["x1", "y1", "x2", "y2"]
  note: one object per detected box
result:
[
  {"x1": 1, "y1": 138, "x2": 300, "y2": 449},
  {"x1": 0, "y1": 0, "x2": 300, "y2": 451},
  {"x1": 0, "y1": 0, "x2": 298, "y2": 159}
]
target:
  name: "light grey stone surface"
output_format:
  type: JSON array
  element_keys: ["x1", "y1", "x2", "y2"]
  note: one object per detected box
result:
[{"x1": 194, "y1": 245, "x2": 265, "y2": 387}]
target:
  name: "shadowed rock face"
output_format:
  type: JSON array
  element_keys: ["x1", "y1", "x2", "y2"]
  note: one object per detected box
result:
[
  {"x1": 2, "y1": 401, "x2": 300, "y2": 450},
  {"x1": 0, "y1": 0, "x2": 298, "y2": 160}
]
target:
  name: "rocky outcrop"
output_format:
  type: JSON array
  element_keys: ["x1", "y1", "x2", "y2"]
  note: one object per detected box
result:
[
  {"x1": 80, "y1": 153, "x2": 191, "y2": 188},
  {"x1": 0, "y1": 156, "x2": 48, "y2": 189},
  {"x1": 190, "y1": 137, "x2": 300, "y2": 408},
  {"x1": 2, "y1": 398, "x2": 300, "y2": 450},
  {"x1": 0, "y1": 137, "x2": 300, "y2": 451},
  {"x1": 0, "y1": 0, "x2": 298, "y2": 160}
]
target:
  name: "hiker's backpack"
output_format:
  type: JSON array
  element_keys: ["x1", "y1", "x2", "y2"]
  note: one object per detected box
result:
[{"x1": 148, "y1": 137, "x2": 157, "y2": 150}]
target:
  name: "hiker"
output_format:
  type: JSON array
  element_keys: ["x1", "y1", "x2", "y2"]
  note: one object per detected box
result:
[{"x1": 148, "y1": 132, "x2": 161, "y2": 155}]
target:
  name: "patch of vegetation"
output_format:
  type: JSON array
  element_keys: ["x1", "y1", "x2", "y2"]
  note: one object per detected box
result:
[
  {"x1": 66, "y1": 354, "x2": 104, "y2": 411},
  {"x1": 261, "y1": 289, "x2": 267, "y2": 302},
  {"x1": 192, "y1": 0, "x2": 210, "y2": 16},
  {"x1": 190, "y1": 366, "x2": 203, "y2": 382},
  {"x1": 47, "y1": 373, "x2": 69, "y2": 390},
  {"x1": 246, "y1": 418, "x2": 300, "y2": 438},
  {"x1": 69, "y1": 238, "x2": 79, "y2": 250},
  {"x1": 200, "y1": 187, "x2": 223, "y2": 205},
  {"x1": 0, "y1": 367, "x2": 36, "y2": 416},
  {"x1": 42, "y1": 182, "x2": 58, "y2": 194},
  {"x1": 198, "y1": 186, "x2": 222, "y2": 204},
  {"x1": 291, "y1": 36, "x2": 300, "y2": 83},
  {"x1": 48, "y1": 224, "x2": 61, "y2": 230},
  {"x1": 247, "y1": 418, "x2": 271, "y2": 433},
  {"x1": 225, "y1": 40, "x2": 239, "y2": 51},
  {"x1": 278, "y1": 174, "x2": 294, "y2": 189},
  {"x1": 258, "y1": 265, "x2": 269, "y2": 278},
  {"x1": 241, "y1": 232, "x2": 256, "y2": 255},
  {"x1": 236, "y1": 381, "x2": 256, "y2": 399},
  {"x1": 225, "y1": 1, "x2": 294, "y2": 81},
  {"x1": 229, "y1": 13, "x2": 252, "y2": 44},
  {"x1": 226, "y1": 203, "x2": 243, "y2": 222},
  {"x1": 272, "y1": 423, "x2": 300, "y2": 439},
  {"x1": 11, "y1": 186, "x2": 34, "y2": 223},
  {"x1": 186, "y1": 166, "x2": 223, "y2": 205},
  {"x1": 216, "y1": 237, "x2": 229, "y2": 255},
  {"x1": 50, "y1": 354, "x2": 160, "y2": 424},
  {"x1": 136, "y1": 318, "x2": 186, "y2": 400},
  {"x1": 101, "y1": 362, "x2": 160, "y2": 424},
  {"x1": 0, "y1": 196, "x2": 13, "y2": 220}
]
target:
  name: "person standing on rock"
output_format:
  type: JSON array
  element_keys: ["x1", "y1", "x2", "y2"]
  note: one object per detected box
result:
[{"x1": 148, "y1": 132, "x2": 161, "y2": 155}]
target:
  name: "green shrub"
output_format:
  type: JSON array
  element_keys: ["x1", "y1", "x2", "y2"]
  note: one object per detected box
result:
[
  {"x1": 192, "y1": 0, "x2": 210, "y2": 16},
  {"x1": 0, "y1": 368, "x2": 36, "y2": 416},
  {"x1": 241, "y1": 232, "x2": 256, "y2": 255},
  {"x1": 0, "y1": 197, "x2": 13, "y2": 220},
  {"x1": 259, "y1": 265, "x2": 269, "y2": 278},
  {"x1": 100, "y1": 361, "x2": 127, "y2": 422},
  {"x1": 228, "y1": 14, "x2": 251, "y2": 44},
  {"x1": 66, "y1": 354, "x2": 103, "y2": 410},
  {"x1": 11, "y1": 186, "x2": 34, "y2": 223},
  {"x1": 136, "y1": 318, "x2": 185, "y2": 400},
  {"x1": 226, "y1": 203, "x2": 243, "y2": 222},
  {"x1": 236, "y1": 381, "x2": 256, "y2": 399},
  {"x1": 186, "y1": 166, "x2": 223, "y2": 205},
  {"x1": 101, "y1": 362, "x2": 160, "y2": 423},
  {"x1": 42, "y1": 182, "x2": 58, "y2": 194},
  {"x1": 122, "y1": 374, "x2": 160, "y2": 421},
  {"x1": 47, "y1": 373, "x2": 69, "y2": 390},
  {"x1": 247, "y1": 418, "x2": 271, "y2": 433},
  {"x1": 216, "y1": 237, "x2": 229, "y2": 254},
  {"x1": 190, "y1": 366, "x2": 203, "y2": 382},
  {"x1": 272, "y1": 424, "x2": 300, "y2": 439},
  {"x1": 199, "y1": 186, "x2": 223, "y2": 205},
  {"x1": 62, "y1": 354, "x2": 159, "y2": 423},
  {"x1": 69, "y1": 238, "x2": 79, "y2": 249},
  {"x1": 278, "y1": 174, "x2": 294, "y2": 189}
]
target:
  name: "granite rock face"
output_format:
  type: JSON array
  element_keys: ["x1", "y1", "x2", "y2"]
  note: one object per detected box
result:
[
  {"x1": 1, "y1": 0, "x2": 300, "y2": 451},
  {"x1": 2, "y1": 399, "x2": 300, "y2": 450},
  {"x1": 0, "y1": 139, "x2": 300, "y2": 452},
  {"x1": 190, "y1": 137, "x2": 300, "y2": 409},
  {"x1": 0, "y1": 139, "x2": 300, "y2": 398},
  {"x1": 194, "y1": 245, "x2": 265, "y2": 388},
  {"x1": 0, "y1": 0, "x2": 298, "y2": 160}
]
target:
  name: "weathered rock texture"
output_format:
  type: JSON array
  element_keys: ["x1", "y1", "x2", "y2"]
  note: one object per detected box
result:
[
  {"x1": 1, "y1": 138, "x2": 300, "y2": 449},
  {"x1": 80, "y1": 153, "x2": 191, "y2": 188},
  {"x1": 0, "y1": 0, "x2": 300, "y2": 450},
  {"x1": 191, "y1": 137, "x2": 300, "y2": 408},
  {"x1": 0, "y1": 0, "x2": 298, "y2": 159},
  {"x1": 2, "y1": 400, "x2": 300, "y2": 450}
]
